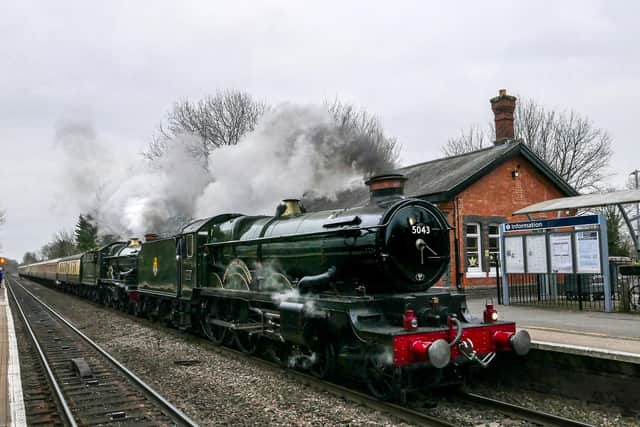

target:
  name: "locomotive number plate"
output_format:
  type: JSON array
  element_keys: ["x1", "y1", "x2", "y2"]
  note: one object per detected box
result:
[{"x1": 411, "y1": 224, "x2": 431, "y2": 234}]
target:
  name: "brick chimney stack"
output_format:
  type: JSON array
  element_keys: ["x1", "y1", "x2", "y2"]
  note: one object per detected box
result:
[{"x1": 490, "y1": 89, "x2": 517, "y2": 145}]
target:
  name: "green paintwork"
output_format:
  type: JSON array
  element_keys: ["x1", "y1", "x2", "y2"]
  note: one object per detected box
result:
[
  {"x1": 138, "y1": 238, "x2": 179, "y2": 296},
  {"x1": 202, "y1": 199, "x2": 451, "y2": 293},
  {"x1": 80, "y1": 250, "x2": 99, "y2": 286}
]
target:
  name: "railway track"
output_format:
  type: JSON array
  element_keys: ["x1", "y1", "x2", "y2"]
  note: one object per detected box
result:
[
  {"x1": 184, "y1": 333, "x2": 597, "y2": 427},
  {"x1": 13, "y1": 276, "x2": 597, "y2": 427},
  {"x1": 7, "y1": 277, "x2": 198, "y2": 427},
  {"x1": 457, "y1": 391, "x2": 594, "y2": 427},
  {"x1": 211, "y1": 346, "x2": 596, "y2": 427}
]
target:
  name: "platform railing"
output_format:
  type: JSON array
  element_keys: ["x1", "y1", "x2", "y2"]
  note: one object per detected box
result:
[
  {"x1": 499, "y1": 260, "x2": 640, "y2": 313},
  {"x1": 619, "y1": 265, "x2": 640, "y2": 312}
]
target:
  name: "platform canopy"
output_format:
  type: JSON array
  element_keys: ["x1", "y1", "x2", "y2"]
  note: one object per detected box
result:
[
  {"x1": 513, "y1": 189, "x2": 640, "y2": 256},
  {"x1": 513, "y1": 189, "x2": 640, "y2": 215}
]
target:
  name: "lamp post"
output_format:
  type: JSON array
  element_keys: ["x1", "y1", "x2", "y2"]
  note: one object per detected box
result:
[{"x1": 631, "y1": 170, "x2": 640, "y2": 253}]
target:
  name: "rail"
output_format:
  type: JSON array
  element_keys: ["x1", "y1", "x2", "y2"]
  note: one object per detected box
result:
[
  {"x1": 7, "y1": 277, "x2": 199, "y2": 426},
  {"x1": 6, "y1": 279, "x2": 77, "y2": 426},
  {"x1": 14, "y1": 275, "x2": 598, "y2": 427},
  {"x1": 458, "y1": 390, "x2": 594, "y2": 427}
]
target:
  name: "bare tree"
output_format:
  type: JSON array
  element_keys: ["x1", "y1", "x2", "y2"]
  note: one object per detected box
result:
[
  {"x1": 22, "y1": 252, "x2": 39, "y2": 265},
  {"x1": 442, "y1": 124, "x2": 491, "y2": 157},
  {"x1": 40, "y1": 231, "x2": 77, "y2": 259},
  {"x1": 145, "y1": 90, "x2": 268, "y2": 168},
  {"x1": 327, "y1": 100, "x2": 401, "y2": 173},
  {"x1": 442, "y1": 97, "x2": 613, "y2": 192}
]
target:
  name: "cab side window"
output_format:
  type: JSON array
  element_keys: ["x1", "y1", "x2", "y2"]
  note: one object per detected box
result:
[{"x1": 186, "y1": 234, "x2": 194, "y2": 258}]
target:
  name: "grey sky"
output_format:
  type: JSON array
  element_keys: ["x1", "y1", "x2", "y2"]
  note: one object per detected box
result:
[{"x1": 1, "y1": 1, "x2": 638, "y2": 260}]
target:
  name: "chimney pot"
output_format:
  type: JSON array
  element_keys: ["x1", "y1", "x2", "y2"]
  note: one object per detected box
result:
[
  {"x1": 490, "y1": 89, "x2": 517, "y2": 145},
  {"x1": 365, "y1": 173, "x2": 407, "y2": 203},
  {"x1": 144, "y1": 233, "x2": 158, "y2": 242}
]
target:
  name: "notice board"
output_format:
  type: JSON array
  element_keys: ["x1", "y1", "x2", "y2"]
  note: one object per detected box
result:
[
  {"x1": 525, "y1": 234, "x2": 548, "y2": 273},
  {"x1": 575, "y1": 231, "x2": 601, "y2": 273},
  {"x1": 504, "y1": 236, "x2": 525, "y2": 273},
  {"x1": 550, "y1": 233, "x2": 573, "y2": 273}
]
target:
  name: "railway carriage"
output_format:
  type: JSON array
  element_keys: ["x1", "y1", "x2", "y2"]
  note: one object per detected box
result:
[
  {"x1": 20, "y1": 258, "x2": 59, "y2": 282},
  {"x1": 56, "y1": 254, "x2": 82, "y2": 287}
]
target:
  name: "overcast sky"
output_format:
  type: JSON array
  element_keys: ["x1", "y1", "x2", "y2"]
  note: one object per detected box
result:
[{"x1": 1, "y1": 1, "x2": 638, "y2": 260}]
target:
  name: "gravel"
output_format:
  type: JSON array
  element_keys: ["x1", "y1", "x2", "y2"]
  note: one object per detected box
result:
[
  {"x1": 14, "y1": 278, "x2": 640, "y2": 426},
  {"x1": 16, "y1": 280, "x2": 411, "y2": 426},
  {"x1": 469, "y1": 385, "x2": 640, "y2": 427}
]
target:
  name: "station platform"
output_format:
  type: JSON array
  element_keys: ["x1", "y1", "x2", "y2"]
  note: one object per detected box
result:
[
  {"x1": 0, "y1": 281, "x2": 26, "y2": 426},
  {"x1": 468, "y1": 298, "x2": 640, "y2": 363}
]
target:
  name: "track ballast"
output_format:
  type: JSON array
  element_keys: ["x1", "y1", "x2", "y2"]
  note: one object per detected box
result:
[{"x1": 7, "y1": 277, "x2": 197, "y2": 427}]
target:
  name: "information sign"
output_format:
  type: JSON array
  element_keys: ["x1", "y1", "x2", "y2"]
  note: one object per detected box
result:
[
  {"x1": 550, "y1": 233, "x2": 573, "y2": 273},
  {"x1": 525, "y1": 234, "x2": 548, "y2": 273},
  {"x1": 504, "y1": 215, "x2": 599, "y2": 231},
  {"x1": 504, "y1": 236, "x2": 525, "y2": 273},
  {"x1": 575, "y1": 231, "x2": 601, "y2": 273},
  {"x1": 501, "y1": 213, "x2": 611, "y2": 312}
]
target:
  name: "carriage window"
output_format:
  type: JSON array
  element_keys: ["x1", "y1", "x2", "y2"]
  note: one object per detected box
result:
[
  {"x1": 465, "y1": 223, "x2": 482, "y2": 273},
  {"x1": 186, "y1": 234, "x2": 194, "y2": 258}
]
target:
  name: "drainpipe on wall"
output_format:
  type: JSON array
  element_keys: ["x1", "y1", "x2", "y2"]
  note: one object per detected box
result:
[{"x1": 454, "y1": 197, "x2": 462, "y2": 290}]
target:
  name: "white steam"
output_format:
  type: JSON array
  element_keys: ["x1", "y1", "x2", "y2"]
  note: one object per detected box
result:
[
  {"x1": 55, "y1": 122, "x2": 209, "y2": 238},
  {"x1": 196, "y1": 104, "x2": 363, "y2": 216},
  {"x1": 98, "y1": 140, "x2": 209, "y2": 236},
  {"x1": 55, "y1": 103, "x2": 389, "y2": 239}
]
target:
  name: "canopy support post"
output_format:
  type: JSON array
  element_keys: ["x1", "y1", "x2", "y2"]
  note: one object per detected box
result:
[{"x1": 618, "y1": 204, "x2": 640, "y2": 259}]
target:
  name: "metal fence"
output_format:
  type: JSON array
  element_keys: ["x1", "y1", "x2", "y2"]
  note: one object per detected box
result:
[
  {"x1": 500, "y1": 260, "x2": 640, "y2": 312},
  {"x1": 619, "y1": 265, "x2": 640, "y2": 312}
]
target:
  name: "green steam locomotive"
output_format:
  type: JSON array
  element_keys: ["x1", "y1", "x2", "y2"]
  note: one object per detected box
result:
[{"x1": 19, "y1": 174, "x2": 530, "y2": 400}]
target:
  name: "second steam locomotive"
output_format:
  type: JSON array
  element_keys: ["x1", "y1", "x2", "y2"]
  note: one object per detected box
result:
[{"x1": 19, "y1": 173, "x2": 530, "y2": 400}]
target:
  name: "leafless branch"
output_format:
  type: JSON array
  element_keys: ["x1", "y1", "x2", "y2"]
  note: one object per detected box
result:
[
  {"x1": 144, "y1": 90, "x2": 267, "y2": 167},
  {"x1": 441, "y1": 124, "x2": 491, "y2": 156},
  {"x1": 326, "y1": 99, "x2": 400, "y2": 173},
  {"x1": 442, "y1": 96, "x2": 613, "y2": 192}
]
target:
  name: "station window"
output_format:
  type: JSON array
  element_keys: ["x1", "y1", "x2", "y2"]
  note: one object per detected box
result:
[
  {"x1": 488, "y1": 224, "x2": 500, "y2": 268},
  {"x1": 465, "y1": 223, "x2": 482, "y2": 273},
  {"x1": 186, "y1": 234, "x2": 194, "y2": 258}
]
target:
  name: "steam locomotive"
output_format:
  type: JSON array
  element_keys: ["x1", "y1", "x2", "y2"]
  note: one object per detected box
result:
[{"x1": 19, "y1": 174, "x2": 530, "y2": 400}]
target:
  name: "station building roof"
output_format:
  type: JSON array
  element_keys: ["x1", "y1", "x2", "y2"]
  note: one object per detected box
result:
[{"x1": 306, "y1": 140, "x2": 577, "y2": 210}]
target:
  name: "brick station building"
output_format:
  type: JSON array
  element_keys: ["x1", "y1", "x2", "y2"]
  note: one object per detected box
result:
[{"x1": 310, "y1": 90, "x2": 578, "y2": 289}]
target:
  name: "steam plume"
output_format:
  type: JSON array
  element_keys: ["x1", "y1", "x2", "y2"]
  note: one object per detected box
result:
[
  {"x1": 56, "y1": 103, "x2": 394, "y2": 238},
  {"x1": 196, "y1": 104, "x2": 387, "y2": 216},
  {"x1": 55, "y1": 121, "x2": 209, "y2": 238}
]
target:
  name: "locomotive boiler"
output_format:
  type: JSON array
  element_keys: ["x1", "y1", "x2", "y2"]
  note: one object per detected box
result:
[{"x1": 204, "y1": 173, "x2": 451, "y2": 294}]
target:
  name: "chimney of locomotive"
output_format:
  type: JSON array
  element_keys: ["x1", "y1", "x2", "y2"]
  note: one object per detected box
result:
[
  {"x1": 490, "y1": 89, "x2": 517, "y2": 145},
  {"x1": 365, "y1": 173, "x2": 408, "y2": 204},
  {"x1": 276, "y1": 199, "x2": 305, "y2": 218},
  {"x1": 144, "y1": 233, "x2": 158, "y2": 242}
]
